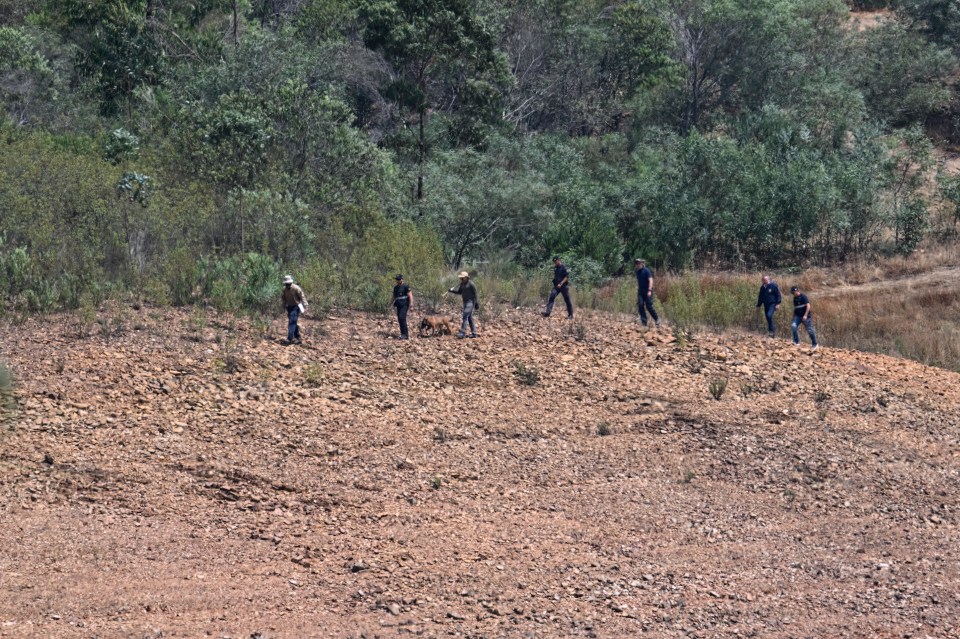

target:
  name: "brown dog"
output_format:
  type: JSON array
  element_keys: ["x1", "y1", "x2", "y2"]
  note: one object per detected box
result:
[{"x1": 419, "y1": 315, "x2": 454, "y2": 337}]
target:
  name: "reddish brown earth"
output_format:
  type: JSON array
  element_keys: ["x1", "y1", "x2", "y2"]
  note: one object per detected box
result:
[{"x1": 1, "y1": 306, "x2": 958, "y2": 638}]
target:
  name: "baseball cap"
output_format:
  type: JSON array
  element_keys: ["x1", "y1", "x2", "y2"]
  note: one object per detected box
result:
[{"x1": 395, "y1": 274, "x2": 403, "y2": 280}]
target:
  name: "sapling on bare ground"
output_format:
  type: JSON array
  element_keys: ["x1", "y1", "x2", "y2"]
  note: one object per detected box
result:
[{"x1": 709, "y1": 377, "x2": 728, "y2": 400}]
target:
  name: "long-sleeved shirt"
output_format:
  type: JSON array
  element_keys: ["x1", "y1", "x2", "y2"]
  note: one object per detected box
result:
[
  {"x1": 449, "y1": 280, "x2": 478, "y2": 305},
  {"x1": 757, "y1": 282, "x2": 782, "y2": 308},
  {"x1": 281, "y1": 284, "x2": 306, "y2": 308}
]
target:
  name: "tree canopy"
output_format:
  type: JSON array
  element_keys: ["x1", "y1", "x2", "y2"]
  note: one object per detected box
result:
[{"x1": 0, "y1": 0, "x2": 958, "y2": 311}]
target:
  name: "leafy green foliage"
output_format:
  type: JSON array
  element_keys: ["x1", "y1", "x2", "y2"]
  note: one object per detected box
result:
[
  {"x1": 0, "y1": 0, "x2": 954, "y2": 320},
  {"x1": 854, "y1": 19, "x2": 956, "y2": 125},
  {"x1": 359, "y1": 0, "x2": 510, "y2": 197},
  {"x1": 0, "y1": 25, "x2": 57, "y2": 124}
]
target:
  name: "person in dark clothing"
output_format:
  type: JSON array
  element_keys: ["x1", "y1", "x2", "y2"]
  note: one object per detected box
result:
[
  {"x1": 542, "y1": 256, "x2": 573, "y2": 319},
  {"x1": 756, "y1": 274, "x2": 782, "y2": 337},
  {"x1": 448, "y1": 270, "x2": 478, "y2": 338},
  {"x1": 391, "y1": 274, "x2": 413, "y2": 340},
  {"x1": 634, "y1": 258, "x2": 660, "y2": 328},
  {"x1": 790, "y1": 286, "x2": 818, "y2": 351},
  {"x1": 281, "y1": 274, "x2": 307, "y2": 344}
]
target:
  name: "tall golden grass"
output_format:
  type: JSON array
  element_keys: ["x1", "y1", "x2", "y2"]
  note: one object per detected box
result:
[{"x1": 473, "y1": 247, "x2": 960, "y2": 371}]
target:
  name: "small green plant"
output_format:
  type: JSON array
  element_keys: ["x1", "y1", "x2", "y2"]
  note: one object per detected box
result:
[
  {"x1": 814, "y1": 388, "x2": 831, "y2": 403},
  {"x1": 303, "y1": 363, "x2": 324, "y2": 387},
  {"x1": 97, "y1": 301, "x2": 128, "y2": 338},
  {"x1": 674, "y1": 325, "x2": 693, "y2": 349},
  {"x1": 512, "y1": 361, "x2": 540, "y2": 386},
  {"x1": 739, "y1": 381, "x2": 756, "y2": 399},
  {"x1": 431, "y1": 476, "x2": 443, "y2": 490},
  {"x1": 0, "y1": 361, "x2": 15, "y2": 426},
  {"x1": 433, "y1": 426, "x2": 448, "y2": 443},
  {"x1": 76, "y1": 297, "x2": 97, "y2": 337},
  {"x1": 53, "y1": 357, "x2": 65, "y2": 375},
  {"x1": 597, "y1": 422, "x2": 612, "y2": 437},
  {"x1": 709, "y1": 377, "x2": 728, "y2": 401},
  {"x1": 214, "y1": 337, "x2": 241, "y2": 374},
  {"x1": 817, "y1": 406, "x2": 829, "y2": 421},
  {"x1": 568, "y1": 321, "x2": 587, "y2": 342},
  {"x1": 251, "y1": 315, "x2": 271, "y2": 339},
  {"x1": 186, "y1": 307, "x2": 207, "y2": 341},
  {"x1": 680, "y1": 469, "x2": 696, "y2": 484}
]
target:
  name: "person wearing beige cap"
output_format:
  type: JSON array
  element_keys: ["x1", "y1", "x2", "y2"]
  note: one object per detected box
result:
[
  {"x1": 447, "y1": 270, "x2": 478, "y2": 338},
  {"x1": 281, "y1": 275, "x2": 307, "y2": 344}
]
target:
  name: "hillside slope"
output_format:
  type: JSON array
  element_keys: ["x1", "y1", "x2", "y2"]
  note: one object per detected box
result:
[{"x1": 1, "y1": 307, "x2": 958, "y2": 638}]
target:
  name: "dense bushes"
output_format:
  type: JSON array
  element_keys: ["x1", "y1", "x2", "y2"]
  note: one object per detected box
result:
[{"x1": 0, "y1": 0, "x2": 957, "y2": 317}]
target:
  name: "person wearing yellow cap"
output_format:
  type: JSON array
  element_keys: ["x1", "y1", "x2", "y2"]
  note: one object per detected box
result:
[{"x1": 447, "y1": 271, "x2": 478, "y2": 338}]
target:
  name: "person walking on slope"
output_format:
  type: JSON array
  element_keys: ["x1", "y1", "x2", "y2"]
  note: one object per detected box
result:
[
  {"x1": 448, "y1": 271, "x2": 479, "y2": 338},
  {"x1": 281, "y1": 275, "x2": 308, "y2": 344},
  {"x1": 790, "y1": 286, "x2": 818, "y2": 351},
  {"x1": 392, "y1": 274, "x2": 414, "y2": 340},
  {"x1": 756, "y1": 274, "x2": 782, "y2": 337},
  {"x1": 542, "y1": 256, "x2": 573, "y2": 319},
  {"x1": 634, "y1": 258, "x2": 660, "y2": 328}
]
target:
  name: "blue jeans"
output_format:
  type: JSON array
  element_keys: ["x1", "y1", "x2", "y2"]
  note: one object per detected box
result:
[
  {"x1": 792, "y1": 316, "x2": 817, "y2": 346},
  {"x1": 459, "y1": 300, "x2": 476, "y2": 335},
  {"x1": 763, "y1": 305, "x2": 777, "y2": 335},
  {"x1": 545, "y1": 286, "x2": 573, "y2": 318},
  {"x1": 286, "y1": 305, "x2": 301, "y2": 341}
]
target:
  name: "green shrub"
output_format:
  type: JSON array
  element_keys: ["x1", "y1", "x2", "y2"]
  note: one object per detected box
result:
[
  {"x1": 0, "y1": 360, "x2": 14, "y2": 425},
  {"x1": 198, "y1": 253, "x2": 283, "y2": 313},
  {"x1": 709, "y1": 377, "x2": 728, "y2": 401},
  {"x1": 660, "y1": 274, "x2": 754, "y2": 330},
  {"x1": 513, "y1": 361, "x2": 540, "y2": 386}
]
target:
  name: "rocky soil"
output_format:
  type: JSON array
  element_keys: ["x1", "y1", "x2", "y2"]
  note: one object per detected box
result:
[{"x1": 0, "y1": 305, "x2": 958, "y2": 638}]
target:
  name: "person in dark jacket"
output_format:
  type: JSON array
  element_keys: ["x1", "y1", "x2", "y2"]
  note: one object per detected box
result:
[
  {"x1": 541, "y1": 256, "x2": 573, "y2": 319},
  {"x1": 790, "y1": 285, "x2": 818, "y2": 351},
  {"x1": 634, "y1": 258, "x2": 660, "y2": 327},
  {"x1": 448, "y1": 270, "x2": 478, "y2": 338},
  {"x1": 756, "y1": 274, "x2": 782, "y2": 337},
  {"x1": 391, "y1": 274, "x2": 413, "y2": 340}
]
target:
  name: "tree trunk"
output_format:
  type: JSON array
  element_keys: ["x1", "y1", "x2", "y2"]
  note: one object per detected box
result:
[
  {"x1": 146, "y1": 0, "x2": 154, "y2": 24},
  {"x1": 417, "y1": 108, "x2": 425, "y2": 201},
  {"x1": 233, "y1": 0, "x2": 241, "y2": 47}
]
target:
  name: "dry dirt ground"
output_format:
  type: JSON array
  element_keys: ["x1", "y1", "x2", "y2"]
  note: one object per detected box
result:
[{"x1": 1, "y1": 306, "x2": 958, "y2": 639}]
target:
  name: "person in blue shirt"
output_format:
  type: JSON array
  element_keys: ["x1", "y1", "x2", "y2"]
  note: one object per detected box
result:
[
  {"x1": 634, "y1": 258, "x2": 660, "y2": 328},
  {"x1": 755, "y1": 274, "x2": 782, "y2": 337},
  {"x1": 790, "y1": 286, "x2": 818, "y2": 351},
  {"x1": 542, "y1": 256, "x2": 573, "y2": 319}
]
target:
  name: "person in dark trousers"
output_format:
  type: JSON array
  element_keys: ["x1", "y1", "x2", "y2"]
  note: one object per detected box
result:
[
  {"x1": 756, "y1": 274, "x2": 782, "y2": 337},
  {"x1": 634, "y1": 258, "x2": 660, "y2": 327},
  {"x1": 542, "y1": 256, "x2": 573, "y2": 319},
  {"x1": 448, "y1": 270, "x2": 478, "y2": 338},
  {"x1": 391, "y1": 274, "x2": 413, "y2": 340},
  {"x1": 790, "y1": 286, "x2": 818, "y2": 351},
  {"x1": 281, "y1": 274, "x2": 307, "y2": 344}
]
